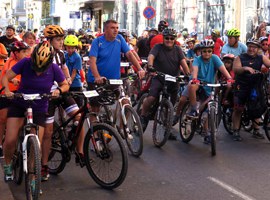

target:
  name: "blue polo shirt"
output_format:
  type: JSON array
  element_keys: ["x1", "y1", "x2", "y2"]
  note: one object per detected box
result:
[
  {"x1": 65, "y1": 51, "x2": 82, "y2": 88},
  {"x1": 87, "y1": 34, "x2": 130, "y2": 83}
]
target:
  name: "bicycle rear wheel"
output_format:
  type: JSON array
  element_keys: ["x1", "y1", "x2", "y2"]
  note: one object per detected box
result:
[
  {"x1": 124, "y1": 105, "x2": 143, "y2": 157},
  {"x1": 84, "y1": 123, "x2": 128, "y2": 190},
  {"x1": 136, "y1": 93, "x2": 149, "y2": 132},
  {"x1": 48, "y1": 122, "x2": 67, "y2": 175},
  {"x1": 25, "y1": 136, "x2": 41, "y2": 200},
  {"x1": 152, "y1": 99, "x2": 173, "y2": 148},
  {"x1": 222, "y1": 106, "x2": 234, "y2": 135},
  {"x1": 179, "y1": 103, "x2": 196, "y2": 143},
  {"x1": 209, "y1": 107, "x2": 217, "y2": 156}
]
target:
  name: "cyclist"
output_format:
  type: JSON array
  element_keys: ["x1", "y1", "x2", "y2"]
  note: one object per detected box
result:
[
  {"x1": 87, "y1": 19, "x2": 145, "y2": 118},
  {"x1": 259, "y1": 36, "x2": 269, "y2": 57},
  {"x1": 41, "y1": 25, "x2": 84, "y2": 181},
  {"x1": 211, "y1": 29, "x2": 224, "y2": 57},
  {"x1": 77, "y1": 28, "x2": 91, "y2": 57},
  {"x1": 2, "y1": 41, "x2": 69, "y2": 181},
  {"x1": 0, "y1": 41, "x2": 30, "y2": 158},
  {"x1": 232, "y1": 38, "x2": 270, "y2": 141},
  {"x1": 190, "y1": 31, "x2": 199, "y2": 44},
  {"x1": 186, "y1": 37, "x2": 196, "y2": 61},
  {"x1": 140, "y1": 27, "x2": 190, "y2": 139},
  {"x1": 0, "y1": 25, "x2": 18, "y2": 57},
  {"x1": 221, "y1": 28, "x2": 247, "y2": 57},
  {"x1": 22, "y1": 31, "x2": 37, "y2": 56},
  {"x1": 150, "y1": 20, "x2": 169, "y2": 49},
  {"x1": 187, "y1": 39, "x2": 233, "y2": 143}
]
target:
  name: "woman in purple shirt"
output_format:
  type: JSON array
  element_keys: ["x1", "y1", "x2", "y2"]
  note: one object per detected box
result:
[{"x1": 1, "y1": 41, "x2": 69, "y2": 181}]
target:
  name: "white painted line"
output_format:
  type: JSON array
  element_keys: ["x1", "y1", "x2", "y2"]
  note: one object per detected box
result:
[{"x1": 207, "y1": 176, "x2": 256, "y2": 200}]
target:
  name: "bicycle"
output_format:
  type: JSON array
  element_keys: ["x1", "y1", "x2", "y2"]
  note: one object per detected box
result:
[
  {"x1": 5, "y1": 93, "x2": 50, "y2": 200},
  {"x1": 136, "y1": 69, "x2": 185, "y2": 147},
  {"x1": 96, "y1": 78, "x2": 144, "y2": 157},
  {"x1": 47, "y1": 90, "x2": 128, "y2": 189},
  {"x1": 179, "y1": 82, "x2": 228, "y2": 156}
]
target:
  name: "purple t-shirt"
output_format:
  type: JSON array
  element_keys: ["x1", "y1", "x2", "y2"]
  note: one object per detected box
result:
[{"x1": 11, "y1": 57, "x2": 65, "y2": 112}]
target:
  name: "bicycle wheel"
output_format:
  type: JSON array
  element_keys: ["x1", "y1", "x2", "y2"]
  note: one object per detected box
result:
[
  {"x1": 124, "y1": 104, "x2": 143, "y2": 157},
  {"x1": 83, "y1": 123, "x2": 128, "y2": 190},
  {"x1": 222, "y1": 106, "x2": 234, "y2": 135},
  {"x1": 136, "y1": 92, "x2": 149, "y2": 132},
  {"x1": 179, "y1": 103, "x2": 196, "y2": 143},
  {"x1": 263, "y1": 110, "x2": 270, "y2": 141},
  {"x1": 209, "y1": 107, "x2": 217, "y2": 156},
  {"x1": 152, "y1": 99, "x2": 173, "y2": 148},
  {"x1": 13, "y1": 137, "x2": 23, "y2": 185},
  {"x1": 25, "y1": 136, "x2": 41, "y2": 200},
  {"x1": 48, "y1": 122, "x2": 67, "y2": 175}
]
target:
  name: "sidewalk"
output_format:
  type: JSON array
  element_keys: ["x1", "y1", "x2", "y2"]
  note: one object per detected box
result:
[{"x1": 0, "y1": 160, "x2": 15, "y2": 200}]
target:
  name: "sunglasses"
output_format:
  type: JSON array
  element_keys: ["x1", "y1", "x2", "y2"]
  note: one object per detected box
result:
[
  {"x1": 164, "y1": 37, "x2": 175, "y2": 41},
  {"x1": 202, "y1": 50, "x2": 213, "y2": 53},
  {"x1": 261, "y1": 43, "x2": 268, "y2": 46}
]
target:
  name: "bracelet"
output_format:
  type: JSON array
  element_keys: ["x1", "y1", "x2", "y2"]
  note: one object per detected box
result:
[{"x1": 57, "y1": 87, "x2": 62, "y2": 95}]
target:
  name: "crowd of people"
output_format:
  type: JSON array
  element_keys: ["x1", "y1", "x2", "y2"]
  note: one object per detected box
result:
[{"x1": 0, "y1": 19, "x2": 270, "y2": 195}]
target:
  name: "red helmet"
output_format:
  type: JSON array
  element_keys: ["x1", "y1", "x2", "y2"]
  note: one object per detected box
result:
[
  {"x1": 158, "y1": 20, "x2": 169, "y2": 32},
  {"x1": 222, "y1": 54, "x2": 235, "y2": 61},
  {"x1": 10, "y1": 41, "x2": 30, "y2": 52}
]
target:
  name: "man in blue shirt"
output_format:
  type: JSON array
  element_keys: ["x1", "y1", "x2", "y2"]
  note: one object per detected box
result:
[
  {"x1": 87, "y1": 19, "x2": 144, "y2": 84},
  {"x1": 221, "y1": 28, "x2": 247, "y2": 57}
]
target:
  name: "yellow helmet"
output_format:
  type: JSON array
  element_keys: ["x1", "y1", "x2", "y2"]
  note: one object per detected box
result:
[
  {"x1": 31, "y1": 41, "x2": 54, "y2": 72},
  {"x1": 64, "y1": 35, "x2": 79, "y2": 46},
  {"x1": 44, "y1": 25, "x2": 65, "y2": 38}
]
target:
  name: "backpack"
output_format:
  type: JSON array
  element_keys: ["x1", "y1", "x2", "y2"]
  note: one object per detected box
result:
[{"x1": 246, "y1": 80, "x2": 267, "y2": 119}]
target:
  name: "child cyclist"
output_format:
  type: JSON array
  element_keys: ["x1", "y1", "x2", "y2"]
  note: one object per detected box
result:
[
  {"x1": 187, "y1": 39, "x2": 233, "y2": 143},
  {"x1": 41, "y1": 25, "x2": 84, "y2": 182},
  {"x1": 0, "y1": 41, "x2": 30, "y2": 158}
]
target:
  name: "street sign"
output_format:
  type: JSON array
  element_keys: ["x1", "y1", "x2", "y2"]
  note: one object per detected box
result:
[
  {"x1": 143, "y1": 6, "x2": 156, "y2": 20},
  {"x1": 69, "y1": 11, "x2": 80, "y2": 19}
]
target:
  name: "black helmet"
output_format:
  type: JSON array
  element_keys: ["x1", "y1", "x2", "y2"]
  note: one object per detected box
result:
[
  {"x1": 158, "y1": 20, "x2": 169, "y2": 32},
  {"x1": 162, "y1": 28, "x2": 177, "y2": 38},
  {"x1": 194, "y1": 44, "x2": 201, "y2": 51},
  {"x1": 6, "y1": 25, "x2": 15, "y2": 31}
]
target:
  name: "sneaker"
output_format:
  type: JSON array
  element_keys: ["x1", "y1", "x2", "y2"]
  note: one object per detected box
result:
[
  {"x1": 41, "y1": 165, "x2": 49, "y2": 182},
  {"x1": 4, "y1": 164, "x2": 13, "y2": 182},
  {"x1": 75, "y1": 153, "x2": 85, "y2": 167},
  {"x1": 233, "y1": 130, "x2": 242, "y2": 141},
  {"x1": 203, "y1": 135, "x2": 211, "y2": 144},
  {"x1": 252, "y1": 129, "x2": 265, "y2": 139},
  {"x1": 187, "y1": 109, "x2": 198, "y2": 119},
  {"x1": 172, "y1": 115, "x2": 180, "y2": 126},
  {"x1": 140, "y1": 116, "x2": 149, "y2": 132},
  {"x1": 0, "y1": 146, "x2": 3, "y2": 158}
]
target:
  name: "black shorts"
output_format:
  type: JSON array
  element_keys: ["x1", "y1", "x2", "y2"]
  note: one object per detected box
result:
[
  {"x1": 233, "y1": 83, "x2": 252, "y2": 109},
  {"x1": 148, "y1": 76, "x2": 179, "y2": 105},
  {"x1": 69, "y1": 87, "x2": 83, "y2": 107},
  {"x1": 7, "y1": 105, "x2": 46, "y2": 127},
  {"x1": 46, "y1": 93, "x2": 78, "y2": 124},
  {"x1": 0, "y1": 98, "x2": 11, "y2": 110}
]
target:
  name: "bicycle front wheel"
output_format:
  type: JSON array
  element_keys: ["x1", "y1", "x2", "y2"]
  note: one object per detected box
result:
[
  {"x1": 124, "y1": 105, "x2": 143, "y2": 157},
  {"x1": 13, "y1": 138, "x2": 23, "y2": 185},
  {"x1": 152, "y1": 99, "x2": 173, "y2": 148},
  {"x1": 25, "y1": 136, "x2": 41, "y2": 200},
  {"x1": 222, "y1": 106, "x2": 233, "y2": 135},
  {"x1": 209, "y1": 107, "x2": 217, "y2": 156},
  {"x1": 84, "y1": 123, "x2": 128, "y2": 190}
]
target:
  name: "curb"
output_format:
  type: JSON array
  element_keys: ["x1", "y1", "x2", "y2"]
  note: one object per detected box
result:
[{"x1": 0, "y1": 160, "x2": 15, "y2": 200}]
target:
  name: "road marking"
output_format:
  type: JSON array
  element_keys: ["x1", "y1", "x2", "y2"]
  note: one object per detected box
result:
[{"x1": 207, "y1": 177, "x2": 256, "y2": 200}]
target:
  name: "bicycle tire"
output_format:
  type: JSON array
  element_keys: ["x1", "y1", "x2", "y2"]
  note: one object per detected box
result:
[
  {"x1": 123, "y1": 104, "x2": 143, "y2": 157},
  {"x1": 48, "y1": 122, "x2": 67, "y2": 175},
  {"x1": 83, "y1": 123, "x2": 128, "y2": 190},
  {"x1": 222, "y1": 106, "x2": 234, "y2": 135},
  {"x1": 136, "y1": 92, "x2": 149, "y2": 132},
  {"x1": 179, "y1": 103, "x2": 196, "y2": 143},
  {"x1": 263, "y1": 110, "x2": 270, "y2": 141},
  {"x1": 152, "y1": 98, "x2": 173, "y2": 148},
  {"x1": 209, "y1": 107, "x2": 217, "y2": 156},
  {"x1": 13, "y1": 138, "x2": 23, "y2": 185},
  {"x1": 25, "y1": 136, "x2": 41, "y2": 200}
]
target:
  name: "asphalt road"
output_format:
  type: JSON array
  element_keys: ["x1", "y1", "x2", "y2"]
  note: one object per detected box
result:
[{"x1": 4, "y1": 121, "x2": 270, "y2": 200}]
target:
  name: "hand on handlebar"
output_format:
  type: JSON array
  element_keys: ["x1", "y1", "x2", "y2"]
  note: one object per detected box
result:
[
  {"x1": 94, "y1": 76, "x2": 107, "y2": 85},
  {"x1": 191, "y1": 78, "x2": 200, "y2": 84}
]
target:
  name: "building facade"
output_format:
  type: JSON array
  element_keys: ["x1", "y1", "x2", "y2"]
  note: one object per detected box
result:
[{"x1": 1, "y1": 0, "x2": 270, "y2": 41}]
